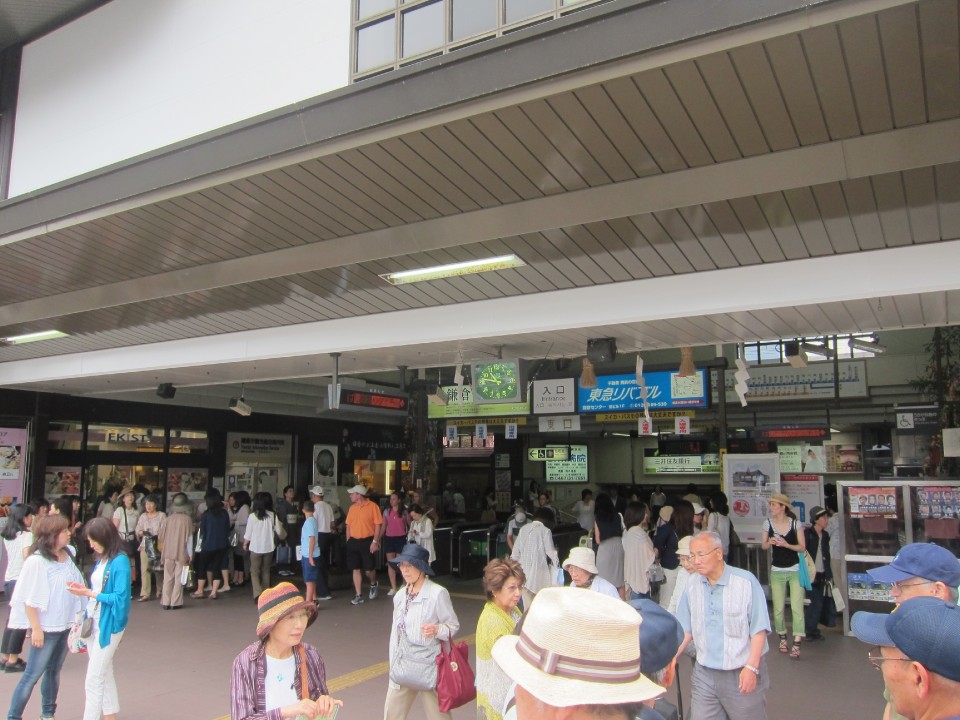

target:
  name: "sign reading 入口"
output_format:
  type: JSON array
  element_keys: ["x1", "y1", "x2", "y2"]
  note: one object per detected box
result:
[{"x1": 532, "y1": 379, "x2": 576, "y2": 414}]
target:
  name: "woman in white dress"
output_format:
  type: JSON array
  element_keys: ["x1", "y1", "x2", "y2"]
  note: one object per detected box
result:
[{"x1": 622, "y1": 502, "x2": 657, "y2": 600}]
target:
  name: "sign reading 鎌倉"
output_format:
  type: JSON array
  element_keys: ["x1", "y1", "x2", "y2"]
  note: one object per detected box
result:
[
  {"x1": 532, "y1": 379, "x2": 576, "y2": 414},
  {"x1": 578, "y1": 370, "x2": 707, "y2": 412},
  {"x1": 546, "y1": 444, "x2": 588, "y2": 483},
  {"x1": 428, "y1": 385, "x2": 529, "y2": 418}
]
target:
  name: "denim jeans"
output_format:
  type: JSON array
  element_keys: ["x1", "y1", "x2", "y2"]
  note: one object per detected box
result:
[{"x1": 7, "y1": 628, "x2": 69, "y2": 720}]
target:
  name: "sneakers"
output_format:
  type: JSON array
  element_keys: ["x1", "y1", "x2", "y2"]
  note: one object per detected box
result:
[
  {"x1": 351, "y1": 594, "x2": 364, "y2": 605},
  {"x1": 387, "y1": 588, "x2": 397, "y2": 597},
  {"x1": 317, "y1": 595, "x2": 333, "y2": 601},
  {"x1": 369, "y1": 582, "x2": 379, "y2": 600}
]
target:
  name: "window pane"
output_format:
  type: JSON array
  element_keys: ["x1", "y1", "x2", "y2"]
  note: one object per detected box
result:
[
  {"x1": 505, "y1": 0, "x2": 553, "y2": 24},
  {"x1": 358, "y1": 0, "x2": 394, "y2": 20},
  {"x1": 170, "y1": 429, "x2": 209, "y2": 453},
  {"x1": 402, "y1": 1, "x2": 444, "y2": 58},
  {"x1": 357, "y1": 17, "x2": 397, "y2": 72},
  {"x1": 452, "y1": 0, "x2": 497, "y2": 40},
  {"x1": 87, "y1": 424, "x2": 166, "y2": 451},
  {"x1": 48, "y1": 421, "x2": 84, "y2": 450}
]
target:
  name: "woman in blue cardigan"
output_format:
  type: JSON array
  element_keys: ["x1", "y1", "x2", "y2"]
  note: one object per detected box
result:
[{"x1": 67, "y1": 517, "x2": 131, "y2": 720}]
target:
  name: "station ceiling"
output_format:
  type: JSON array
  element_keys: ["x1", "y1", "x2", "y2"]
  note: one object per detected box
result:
[{"x1": 0, "y1": 0, "x2": 957, "y2": 414}]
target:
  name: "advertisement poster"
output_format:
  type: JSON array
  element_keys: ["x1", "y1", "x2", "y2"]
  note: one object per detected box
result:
[
  {"x1": 849, "y1": 487, "x2": 898, "y2": 518},
  {"x1": 823, "y1": 443, "x2": 863, "y2": 473},
  {"x1": 44, "y1": 467, "x2": 82, "y2": 499},
  {"x1": 780, "y1": 475, "x2": 823, "y2": 523},
  {"x1": 778, "y1": 446, "x2": 803, "y2": 473},
  {"x1": 0, "y1": 427, "x2": 27, "y2": 507},
  {"x1": 800, "y1": 445, "x2": 825, "y2": 473},
  {"x1": 915, "y1": 486, "x2": 960, "y2": 519},
  {"x1": 546, "y1": 444, "x2": 588, "y2": 483},
  {"x1": 167, "y1": 468, "x2": 209, "y2": 507},
  {"x1": 578, "y1": 370, "x2": 708, "y2": 412},
  {"x1": 724, "y1": 454, "x2": 780, "y2": 543},
  {"x1": 847, "y1": 572, "x2": 894, "y2": 603}
]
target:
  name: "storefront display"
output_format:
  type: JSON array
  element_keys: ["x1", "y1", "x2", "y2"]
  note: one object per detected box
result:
[
  {"x1": 167, "y1": 468, "x2": 209, "y2": 507},
  {"x1": 44, "y1": 467, "x2": 81, "y2": 499}
]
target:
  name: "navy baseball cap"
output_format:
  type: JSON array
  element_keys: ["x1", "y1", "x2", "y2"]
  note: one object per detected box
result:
[
  {"x1": 866, "y1": 543, "x2": 960, "y2": 586},
  {"x1": 628, "y1": 598, "x2": 684, "y2": 675},
  {"x1": 851, "y1": 598, "x2": 960, "y2": 683}
]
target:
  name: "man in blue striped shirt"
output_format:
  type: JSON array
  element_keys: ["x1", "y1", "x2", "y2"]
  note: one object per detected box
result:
[{"x1": 676, "y1": 531, "x2": 771, "y2": 720}]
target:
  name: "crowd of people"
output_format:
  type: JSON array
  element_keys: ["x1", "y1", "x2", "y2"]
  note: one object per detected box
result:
[{"x1": 2, "y1": 480, "x2": 958, "y2": 720}]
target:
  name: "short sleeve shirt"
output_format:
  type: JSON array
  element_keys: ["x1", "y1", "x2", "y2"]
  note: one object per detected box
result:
[
  {"x1": 346, "y1": 499, "x2": 382, "y2": 539},
  {"x1": 301, "y1": 516, "x2": 320, "y2": 558}
]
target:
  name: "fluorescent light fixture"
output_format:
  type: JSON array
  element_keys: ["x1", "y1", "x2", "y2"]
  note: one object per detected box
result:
[
  {"x1": 2, "y1": 330, "x2": 69, "y2": 345},
  {"x1": 800, "y1": 342, "x2": 835, "y2": 358},
  {"x1": 849, "y1": 337, "x2": 887, "y2": 354},
  {"x1": 380, "y1": 254, "x2": 525, "y2": 285}
]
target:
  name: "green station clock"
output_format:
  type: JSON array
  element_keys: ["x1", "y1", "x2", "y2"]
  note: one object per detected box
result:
[{"x1": 473, "y1": 360, "x2": 521, "y2": 403}]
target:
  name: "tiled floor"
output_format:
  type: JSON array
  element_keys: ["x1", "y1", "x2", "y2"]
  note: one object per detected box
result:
[{"x1": 0, "y1": 572, "x2": 886, "y2": 720}]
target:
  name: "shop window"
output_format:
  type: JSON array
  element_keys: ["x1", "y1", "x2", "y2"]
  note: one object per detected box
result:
[
  {"x1": 452, "y1": 0, "x2": 498, "y2": 41},
  {"x1": 83, "y1": 464, "x2": 163, "y2": 519},
  {"x1": 86, "y1": 424, "x2": 166, "y2": 452},
  {"x1": 169, "y1": 428, "x2": 209, "y2": 454},
  {"x1": 357, "y1": 16, "x2": 397, "y2": 73},
  {"x1": 358, "y1": 0, "x2": 395, "y2": 20},
  {"x1": 402, "y1": 1, "x2": 444, "y2": 58},
  {"x1": 504, "y1": 0, "x2": 553, "y2": 25},
  {"x1": 47, "y1": 421, "x2": 84, "y2": 450}
]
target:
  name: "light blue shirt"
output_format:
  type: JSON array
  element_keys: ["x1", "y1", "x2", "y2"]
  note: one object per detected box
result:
[
  {"x1": 676, "y1": 563, "x2": 770, "y2": 670},
  {"x1": 568, "y1": 576, "x2": 621, "y2": 599},
  {"x1": 300, "y1": 516, "x2": 320, "y2": 558}
]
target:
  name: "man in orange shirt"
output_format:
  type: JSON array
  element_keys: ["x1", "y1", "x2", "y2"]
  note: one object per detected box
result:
[{"x1": 345, "y1": 485, "x2": 383, "y2": 605}]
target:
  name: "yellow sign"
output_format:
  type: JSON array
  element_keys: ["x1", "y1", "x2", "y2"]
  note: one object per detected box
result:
[
  {"x1": 428, "y1": 385, "x2": 529, "y2": 418},
  {"x1": 446, "y1": 417, "x2": 528, "y2": 428},
  {"x1": 596, "y1": 410, "x2": 696, "y2": 422}
]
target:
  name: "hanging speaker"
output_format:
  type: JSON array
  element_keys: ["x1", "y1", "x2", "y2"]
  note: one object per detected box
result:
[
  {"x1": 156, "y1": 383, "x2": 176, "y2": 399},
  {"x1": 586, "y1": 337, "x2": 617, "y2": 364}
]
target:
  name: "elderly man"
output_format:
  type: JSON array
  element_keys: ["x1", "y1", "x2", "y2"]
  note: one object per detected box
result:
[
  {"x1": 344, "y1": 484, "x2": 383, "y2": 605},
  {"x1": 629, "y1": 598, "x2": 685, "y2": 720},
  {"x1": 492, "y1": 587, "x2": 664, "y2": 720},
  {"x1": 865, "y1": 543, "x2": 960, "y2": 720},
  {"x1": 308, "y1": 485, "x2": 334, "y2": 601},
  {"x1": 676, "y1": 531, "x2": 770, "y2": 720},
  {"x1": 852, "y1": 597, "x2": 960, "y2": 720}
]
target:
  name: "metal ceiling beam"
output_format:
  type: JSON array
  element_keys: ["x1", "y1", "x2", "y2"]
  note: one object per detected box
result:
[
  {"x1": 2, "y1": 117, "x2": 957, "y2": 328},
  {"x1": 0, "y1": 240, "x2": 956, "y2": 389}
]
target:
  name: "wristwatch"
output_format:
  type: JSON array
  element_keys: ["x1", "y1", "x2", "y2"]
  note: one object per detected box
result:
[{"x1": 744, "y1": 664, "x2": 760, "y2": 676}]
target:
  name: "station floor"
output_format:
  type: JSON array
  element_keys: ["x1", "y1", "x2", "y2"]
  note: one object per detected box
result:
[{"x1": 1, "y1": 571, "x2": 886, "y2": 720}]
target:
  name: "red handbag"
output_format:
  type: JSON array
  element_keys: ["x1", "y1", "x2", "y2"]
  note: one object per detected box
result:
[{"x1": 435, "y1": 639, "x2": 476, "y2": 712}]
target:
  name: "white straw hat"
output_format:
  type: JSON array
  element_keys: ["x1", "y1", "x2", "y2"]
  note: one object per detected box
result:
[
  {"x1": 492, "y1": 587, "x2": 664, "y2": 707},
  {"x1": 562, "y1": 546, "x2": 599, "y2": 575}
]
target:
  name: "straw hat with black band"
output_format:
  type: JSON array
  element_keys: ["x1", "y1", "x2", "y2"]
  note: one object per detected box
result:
[{"x1": 492, "y1": 587, "x2": 664, "y2": 708}]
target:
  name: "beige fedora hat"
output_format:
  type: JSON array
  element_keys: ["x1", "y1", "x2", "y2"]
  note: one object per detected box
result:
[
  {"x1": 562, "y1": 546, "x2": 599, "y2": 575},
  {"x1": 492, "y1": 587, "x2": 664, "y2": 707}
]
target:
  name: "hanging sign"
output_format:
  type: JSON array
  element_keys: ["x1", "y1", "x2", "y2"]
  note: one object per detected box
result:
[
  {"x1": 505, "y1": 423, "x2": 518, "y2": 440},
  {"x1": 428, "y1": 385, "x2": 529, "y2": 418},
  {"x1": 639, "y1": 418, "x2": 653, "y2": 435},
  {"x1": 894, "y1": 406, "x2": 939, "y2": 435},
  {"x1": 528, "y1": 447, "x2": 570, "y2": 461},
  {"x1": 446, "y1": 425, "x2": 458, "y2": 443},
  {"x1": 476, "y1": 424, "x2": 488, "y2": 440},
  {"x1": 538, "y1": 415, "x2": 581, "y2": 432},
  {"x1": 674, "y1": 416, "x2": 691, "y2": 435},
  {"x1": 532, "y1": 379, "x2": 576, "y2": 414},
  {"x1": 226, "y1": 433, "x2": 291, "y2": 463},
  {"x1": 722, "y1": 360, "x2": 867, "y2": 402},
  {"x1": 579, "y1": 370, "x2": 707, "y2": 412}
]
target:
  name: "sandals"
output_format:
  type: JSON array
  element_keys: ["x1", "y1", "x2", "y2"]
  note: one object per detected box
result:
[
  {"x1": 189, "y1": 592, "x2": 204, "y2": 598},
  {"x1": 778, "y1": 635, "x2": 788, "y2": 653},
  {"x1": 137, "y1": 596, "x2": 151, "y2": 602},
  {"x1": 790, "y1": 637, "x2": 801, "y2": 659}
]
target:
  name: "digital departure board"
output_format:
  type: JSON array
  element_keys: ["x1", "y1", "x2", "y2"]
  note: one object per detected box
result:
[{"x1": 339, "y1": 388, "x2": 409, "y2": 412}]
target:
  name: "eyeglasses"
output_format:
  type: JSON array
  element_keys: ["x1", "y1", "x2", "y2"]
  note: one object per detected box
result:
[
  {"x1": 278, "y1": 611, "x2": 311, "y2": 624},
  {"x1": 867, "y1": 647, "x2": 911, "y2": 671},
  {"x1": 889, "y1": 579, "x2": 933, "y2": 592},
  {"x1": 690, "y1": 548, "x2": 721, "y2": 561}
]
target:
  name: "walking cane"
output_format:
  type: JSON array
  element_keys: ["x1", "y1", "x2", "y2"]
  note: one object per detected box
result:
[{"x1": 675, "y1": 660, "x2": 684, "y2": 720}]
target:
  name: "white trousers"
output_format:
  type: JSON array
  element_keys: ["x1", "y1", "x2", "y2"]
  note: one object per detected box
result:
[
  {"x1": 383, "y1": 684, "x2": 451, "y2": 720},
  {"x1": 658, "y1": 566, "x2": 680, "y2": 611},
  {"x1": 83, "y1": 629, "x2": 124, "y2": 720}
]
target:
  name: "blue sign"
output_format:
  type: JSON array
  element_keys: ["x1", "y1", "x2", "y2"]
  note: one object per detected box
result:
[{"x1": 578, "y1": 370, "x2": 708, "y2": 412}]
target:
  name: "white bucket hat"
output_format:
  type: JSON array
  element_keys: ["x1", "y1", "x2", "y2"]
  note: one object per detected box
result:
[
  {"x1": 676, "y1": 536, "x2": 693, "y2": 557},
  {"x1": 562, "y1": 546, "x2": 599, "y2": 575},
  {"x1": 492, "y1": 587, "x2": 664, "y2": 707},
  {"x1": 347, "y1": 484, "x2": 367, "y2": 496}
]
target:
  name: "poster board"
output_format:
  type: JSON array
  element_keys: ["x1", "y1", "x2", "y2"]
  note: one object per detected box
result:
[
  {"x1": 723, "y1": 453, "x2": 780, "y2": 544},
  {"x1": 780, "y1": 475, "x2": 824, "y2": 523},
  {"x1": 0, "y1": 427, "x2": 28, "y2": 510}
]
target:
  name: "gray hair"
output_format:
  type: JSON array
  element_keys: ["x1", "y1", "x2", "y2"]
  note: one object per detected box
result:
[{"x1": 691, "y1": 531, "x2": 723, "y2": 551}]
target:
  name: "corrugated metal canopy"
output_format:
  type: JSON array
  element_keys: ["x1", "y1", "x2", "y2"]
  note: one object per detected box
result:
[{"x1": 0, "y1": 0, "x2": 957, "y2": 409}]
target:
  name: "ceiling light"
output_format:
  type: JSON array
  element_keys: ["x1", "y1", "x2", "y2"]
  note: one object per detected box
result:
[
  {"x1": 800, "y1": 342, "x2": 835, "y2": 358},
  {"x1": 2, "y1": 330, "x2": 69, "y2": 345},
  {"x1": 849, "y1": 337, "x2": 887, "y2": 354},
  {"x1": 379, "y1": 254, "x2": 525, "y2": 285}
]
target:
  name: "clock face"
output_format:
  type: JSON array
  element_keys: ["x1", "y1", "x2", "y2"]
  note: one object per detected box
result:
[{"x1": 474, "y1": 361, "x2": 520, "y2": 402}]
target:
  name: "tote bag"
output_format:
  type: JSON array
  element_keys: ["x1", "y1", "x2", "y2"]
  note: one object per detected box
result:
[{"x1": 436, "y1": 639, "x2": 476, "y2": 712}]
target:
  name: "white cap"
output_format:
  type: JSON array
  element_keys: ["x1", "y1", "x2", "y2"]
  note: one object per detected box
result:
[
  {"x1": 347, "y1": 484, "x2": 367, "y2": 496},
  {"x1": 308, "y1": 485, "x2": 324, "y2": 496}
]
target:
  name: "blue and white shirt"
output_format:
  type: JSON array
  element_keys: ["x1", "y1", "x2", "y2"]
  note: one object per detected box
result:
[{"x1": 676, "y1": 563, "x2": 770, "y2": 670}]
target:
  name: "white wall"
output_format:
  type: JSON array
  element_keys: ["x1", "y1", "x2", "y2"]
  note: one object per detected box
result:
[{"x1": 9, "y1": 0, "x2": 351, "y2": 196}]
